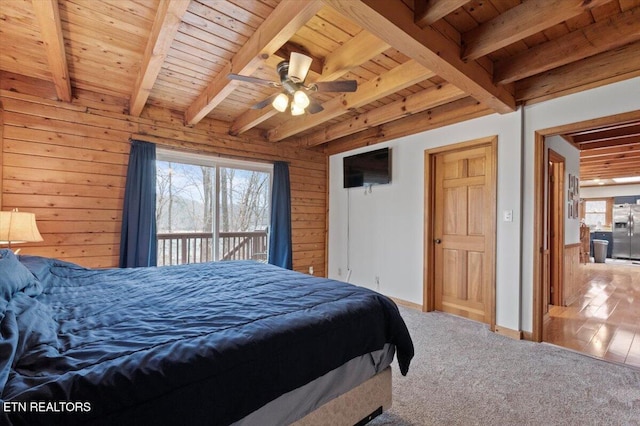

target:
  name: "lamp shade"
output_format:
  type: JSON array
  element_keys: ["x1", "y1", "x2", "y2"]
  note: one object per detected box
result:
[
  {"x1": 0, "y1": 210, "x2": 44, "y2": 245},
  {"x1": 272, "y1": 93, "x2": 289, "y2": 112},
  {"x1": 290, "y1": 103, "x2": 305, "y2": 116},
  {"x1": 293, "y1": 90, "x2": 310, "y2": 109},
  {"x1": 288, "y1": 52, "x2": 312, "y2": 83}
]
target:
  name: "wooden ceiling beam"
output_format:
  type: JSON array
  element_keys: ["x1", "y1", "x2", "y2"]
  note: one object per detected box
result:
[
  {"x1": 580, "y1": 164, "x2": 640, "y2": 172},
  {"x1": 580, "y1": 170, "x2": 640, "y2": 181},
  {"x1": 571, "y1": 124, "x2": 640, "y2": 144},
  {"x1": 299, "y1": 82, "x2": 465, "y2": 147},
  {"x1": 129, "y1": 0, "x2": 190, "y2": 117},
  {"x1": 577, "y1": 135, "x2": 640, "y2": 151},
  {"x1": 581, "y1": 157, "x2": 640, "y2": 171},
  {"x1": 320, "y1": 31, "x2": 389, "y2": 82},
  {"x1": 31, "y1": 0, "x2": 72, "y2": 102},
  {"x1": 516, "y1": 40, "x2": 640, "y2": 104},
  {"x1": 568, "y1": 121, "x2": 640, "y2": 139},
  {"x1": 581, "y1": 154, "x2": 640, "y2": 164},
  {"x1": 495, "y1": 7, "x2": 640, "y2": 85},
  {"x1": 580, "y1": 143, "x2": 640, "y2": 159},
  {"x1": 229, "y1": 30, "x2": 389, "y2": 136},
  {"x1": 326, "y1": 96, "x2": 492, "y2": 155},
  {"x1": 266, "y1": 59, "x2": 435, "y2": 142},
  {"x1": 581, "y1": 165, "x2": 640, "y2": 174},
  {"x1": 580, "y1": 162, "x2": 640, "y2": 177},
  {"x1": 322, "y1": 0, "x2": 516, "y2": 114},
  {"x1": 414, "y1": 0, "x2": 469, "y2": 28},
  {"x1": 462, "y1": 0, "x2": 611, "y2": 61},
  {"x1": 184, "y1": 0, "x2": 323, "y2": 126}
]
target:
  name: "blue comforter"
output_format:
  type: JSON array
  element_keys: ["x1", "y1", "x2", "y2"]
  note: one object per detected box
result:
[{"x1": 1, "y1": 257, "x2": 413, "y2": 425}]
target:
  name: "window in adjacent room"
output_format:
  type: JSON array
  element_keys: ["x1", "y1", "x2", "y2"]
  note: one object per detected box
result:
[
  {"x1": 156, "y1": 148, "x2": 272, "y2": 266},
  {"x1": 582, "y1": 198, "x2": 613, "y2": 229}
]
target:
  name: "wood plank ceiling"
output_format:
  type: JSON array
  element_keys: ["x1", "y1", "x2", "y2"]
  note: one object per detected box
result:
[
  {"x1": 565, "y1": 119, "x2": 640, "y2": 185},
  {"x1": 1, "y1": 0, "x2": 639, "y2": 174}
]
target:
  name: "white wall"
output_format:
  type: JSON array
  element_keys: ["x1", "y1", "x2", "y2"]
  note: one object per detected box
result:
[
  {"x1": 329, "y1": 111, "x2": 523, "y2": 331},
  {"x1": 544, "y1": 135, "x2": 581, "y2": 244},
  {"x1": 329, "y1": 76, "x2": 640, "y2": 335}
]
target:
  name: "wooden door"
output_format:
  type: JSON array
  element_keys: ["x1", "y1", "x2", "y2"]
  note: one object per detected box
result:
[
  {"x1": 547, "y1": 150, "x2": 565, "y2": 308},
  {"x1": 432, "y1": 141, "x2": 496, "y2": 325}
]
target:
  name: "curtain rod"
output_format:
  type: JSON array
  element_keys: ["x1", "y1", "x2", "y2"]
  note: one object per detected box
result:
[{"x1": 129, "y1": 136, "x2": 290, "y2": 166}]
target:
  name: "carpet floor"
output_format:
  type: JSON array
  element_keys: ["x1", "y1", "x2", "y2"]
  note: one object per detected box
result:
[{"x1": 370, "y1": 307, "x2": 640, "y2": 425}]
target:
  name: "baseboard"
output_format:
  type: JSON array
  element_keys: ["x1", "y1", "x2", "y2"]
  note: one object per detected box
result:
[
  {"x1": 388, "y1": 296, "x2": 422, "y2": 311},
  {"x1": 494, "y1": 325, "x2": 523, "y2": 340}
]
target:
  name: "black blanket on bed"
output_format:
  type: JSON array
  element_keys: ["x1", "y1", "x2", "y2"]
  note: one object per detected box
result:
[{"x1": 1, "y1": 257, "x2": 413, "y2": 425}]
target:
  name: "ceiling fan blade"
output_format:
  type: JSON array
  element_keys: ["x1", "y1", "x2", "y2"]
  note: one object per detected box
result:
[
  {"x1": 288, "y1": 52, "x2": 313, "y2": 83},
  {"x1": 307, "y1": 98, "x2": 324, "y2": 114},
  {"x1": 311, "y1": 80, "x2": 358, "y2": 92},
  {"x1": 228, "y1": 74, "x2": 280, "y2": 88},
  {"x1": 251, "y1": 94, "x2": 280, "y2": 110}
]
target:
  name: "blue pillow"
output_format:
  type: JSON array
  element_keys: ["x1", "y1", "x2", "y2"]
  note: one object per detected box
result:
[{"x1": 0, "y1": 249, "x2": 39, "y2": 302}]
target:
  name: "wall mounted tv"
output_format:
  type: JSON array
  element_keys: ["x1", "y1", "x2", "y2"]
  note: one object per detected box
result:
[{"x1": 343, "y1": 147, "x2": 391, "y2": 188}]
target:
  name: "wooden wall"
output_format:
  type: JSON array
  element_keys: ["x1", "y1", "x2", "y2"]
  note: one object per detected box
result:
[
  {"x1": 563, "y1": 243, "x2": 583, "y2": 307},
  {"x1": 0, "y1": 86, "x2": 327, "y2": 276}
]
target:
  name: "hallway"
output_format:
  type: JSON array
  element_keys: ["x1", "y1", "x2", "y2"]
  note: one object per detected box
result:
[{"x1": 543, "y1": 261, "x2": 640, "y2": 368}]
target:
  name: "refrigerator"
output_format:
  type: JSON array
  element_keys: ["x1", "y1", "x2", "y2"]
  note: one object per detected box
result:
[{"x1": 612, "y1": 203, "x2": 640, "y2": 260}]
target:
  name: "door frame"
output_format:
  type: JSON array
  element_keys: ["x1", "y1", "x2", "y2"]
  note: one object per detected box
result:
[
  {"x1": 532, "y1": 110, "x2": 640, "y2": 342},
  {"x1": 423, "y1": 135, "x2": 497, "y2": 330},
  {"x1": 547, "y1": 149, "x2": 565, "y2": 308}
]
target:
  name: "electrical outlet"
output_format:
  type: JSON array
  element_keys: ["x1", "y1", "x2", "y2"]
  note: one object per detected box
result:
[
  {"x1": 308, "y1": 266, "x2": 314, "y2": 275},
  {"x1": 503, "y1": 210, "x2": 513, "y2": 222}
]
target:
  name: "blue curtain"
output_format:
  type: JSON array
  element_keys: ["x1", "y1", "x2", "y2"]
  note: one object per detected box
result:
[
  {"x1": 119, "y1": 140, "x2": 157, "y2": 268},
  {"x1": 268, "y1": 161, "x2": 292, "y2": 269}
]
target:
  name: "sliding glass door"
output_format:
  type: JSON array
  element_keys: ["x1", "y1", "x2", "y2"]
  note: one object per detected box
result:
[
  {"x1": 155, "y1": 149, "x2": 271, "y2": 266},
  {"x1": 217, "y1": 167, "x2": 270, "y2": 262}
]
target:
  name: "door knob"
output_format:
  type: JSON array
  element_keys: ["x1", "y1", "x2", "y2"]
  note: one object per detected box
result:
[{"x1": 434, "y1": 239, "x2": 442, "y2": 244}]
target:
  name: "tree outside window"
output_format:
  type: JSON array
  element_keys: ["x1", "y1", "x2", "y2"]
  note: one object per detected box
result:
[{"x1": 155, "y1": 151, "x2": 271, "y2": 266}]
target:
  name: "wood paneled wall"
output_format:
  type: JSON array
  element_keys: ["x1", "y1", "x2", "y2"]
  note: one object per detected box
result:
[
  {"x1": 0, "y1": 88, "x2": 326, "y2": 275},
  {"x1": 563, "y1": 243, "x2": 583, "y2": 306}
]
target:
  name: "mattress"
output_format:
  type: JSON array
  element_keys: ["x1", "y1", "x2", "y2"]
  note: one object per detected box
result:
[{"x1": 0, "y1": 255, "x2": 413, "y2": 425}]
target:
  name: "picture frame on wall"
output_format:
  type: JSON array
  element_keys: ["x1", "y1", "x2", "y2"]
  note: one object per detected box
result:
[
  {"x1": 566, "y1": 174, "x2": 580, "y2": 219},
  {"x1": 567, "y1": 173, "x2": 572, "y2": 219},
  {"x1": 574, "y1": 176, "x2": 579, "y2": 218}
]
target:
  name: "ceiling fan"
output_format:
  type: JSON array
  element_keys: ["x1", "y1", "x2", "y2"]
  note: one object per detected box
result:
[{"x1": 228, "y1": 52, "x2": 358, "y2": 116}]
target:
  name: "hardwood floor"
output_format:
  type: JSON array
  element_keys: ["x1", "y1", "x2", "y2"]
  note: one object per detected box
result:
[{"x1": 543, "y1": 261, "x2": 640, "y2": 368}]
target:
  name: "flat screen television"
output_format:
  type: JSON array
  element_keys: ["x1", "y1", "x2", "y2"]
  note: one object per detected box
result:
[{"x1": 343, "y1": 147, "x2": 391, "y2": 188}]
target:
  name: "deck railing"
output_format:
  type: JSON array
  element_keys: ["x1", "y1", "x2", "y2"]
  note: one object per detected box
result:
[{"x1": 157, "y1": 231, "x2": 268, "y2": 266}]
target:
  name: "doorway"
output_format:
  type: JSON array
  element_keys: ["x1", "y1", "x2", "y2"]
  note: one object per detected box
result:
[
  {"x1": 532, "y1": 110, "x2": 640, "y2": 343},
  {"x1": 423, "y1": 136, "x2": 497, "y2": 329}
]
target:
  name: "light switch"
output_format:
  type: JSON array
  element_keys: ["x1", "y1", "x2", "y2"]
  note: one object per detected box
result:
[{"x1": 503, "y1": 210, "x2": 513, "y2": 222}]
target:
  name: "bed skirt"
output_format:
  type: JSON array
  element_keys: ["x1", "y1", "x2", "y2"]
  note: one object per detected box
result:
[{"x1": 293, "y1": 367, "x2": 392, "y2": 426}]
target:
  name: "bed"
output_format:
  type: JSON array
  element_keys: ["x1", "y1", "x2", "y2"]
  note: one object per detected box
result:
[{"x1": 0, "y1": 249, "x2": 413, "y2": 425}]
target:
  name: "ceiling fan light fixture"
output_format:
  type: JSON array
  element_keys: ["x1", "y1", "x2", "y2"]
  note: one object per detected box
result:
[
  {"x1": 288, "y1": 52, "x2": 313, "y2": 83},
  {"x1": 293, "y1": 90, "x2": 310, "y2": 109},
  {"x1": 291, "y1": 103, "x2": 305, "y2": 116},
  {"x1": 272, "y1": 93, "x2": 289, "y2": 112}
]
